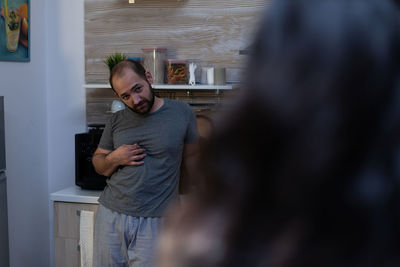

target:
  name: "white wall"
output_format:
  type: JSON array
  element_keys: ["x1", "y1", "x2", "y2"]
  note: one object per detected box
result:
[
  {"x1": 0, "y1": 0, "x2": 86, "y2": 266},
  {"x1": 46, "y1": 0, "x2": 86, "y2": 192},
  {"x1": 46, "y1": 0, "x2": 86, "y2": 265}
]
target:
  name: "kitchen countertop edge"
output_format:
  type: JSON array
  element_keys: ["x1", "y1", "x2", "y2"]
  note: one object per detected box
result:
[{"x1": 50, "y1": 185, "x2": 101, "y2": 204}]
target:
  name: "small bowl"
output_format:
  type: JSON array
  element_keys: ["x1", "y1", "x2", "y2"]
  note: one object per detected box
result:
[{"x1": 110, "y1": 100, "x2": 125, "y2": 113}]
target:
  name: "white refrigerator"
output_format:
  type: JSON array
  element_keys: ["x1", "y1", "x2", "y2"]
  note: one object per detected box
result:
[{"x1": 0, "y1": 96, "x2": 9, "y2": 266}]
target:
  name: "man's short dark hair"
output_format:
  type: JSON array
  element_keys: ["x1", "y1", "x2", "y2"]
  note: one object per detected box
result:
[{"x1": 109, "y1": 60, "x2": 147, "y2": 90}]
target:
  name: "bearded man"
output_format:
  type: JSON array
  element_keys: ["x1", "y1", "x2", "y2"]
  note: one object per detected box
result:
[{"x1": 92, "y1": 60, "x2": 199, "y2": 267}]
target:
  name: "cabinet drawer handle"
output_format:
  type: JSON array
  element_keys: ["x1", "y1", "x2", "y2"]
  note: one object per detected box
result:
[
  {"x1": 76, "y1": 210, "x2": 81, "y2": 216},
  {"x1": 77, "y1": 245, "x2": 80, "y2": 251}
]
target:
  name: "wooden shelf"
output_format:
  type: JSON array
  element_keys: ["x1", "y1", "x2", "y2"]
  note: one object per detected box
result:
[{"x1": 84, "y1": 83, "x2": 234, "y2": 90}]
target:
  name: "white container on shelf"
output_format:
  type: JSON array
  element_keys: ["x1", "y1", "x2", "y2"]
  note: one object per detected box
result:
[{"x1": 206, "y1": 67, "x2": 214, "y2": 85}]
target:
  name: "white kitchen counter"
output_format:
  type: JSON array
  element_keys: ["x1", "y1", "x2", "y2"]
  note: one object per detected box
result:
[{"x1": 50, "y1": 186, "x2": 102, "y2": 204}]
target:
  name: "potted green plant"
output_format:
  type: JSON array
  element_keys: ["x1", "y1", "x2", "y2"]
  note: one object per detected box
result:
[{"x1": 104, "y1": 52, "x2": 127, "y2": 71}]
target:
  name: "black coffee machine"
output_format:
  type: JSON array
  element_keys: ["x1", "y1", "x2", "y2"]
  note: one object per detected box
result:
[{"x1": 75, "y1": 124, "x2": 108, "y2": 190}]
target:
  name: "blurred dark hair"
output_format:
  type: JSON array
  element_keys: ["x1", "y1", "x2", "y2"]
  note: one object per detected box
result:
[{"x1": 193, "y1": 0, "x2": 400, "y2": 266}]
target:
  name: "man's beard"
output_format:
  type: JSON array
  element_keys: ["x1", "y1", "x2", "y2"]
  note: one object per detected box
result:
[{"x1": 128, "y1": 84, "x2": 155, "y2": 115}]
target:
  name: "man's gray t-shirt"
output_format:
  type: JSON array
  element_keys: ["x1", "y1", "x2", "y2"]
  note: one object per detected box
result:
[{"x1": 97, "y1": 98, "x2": 199, "y2": 217}]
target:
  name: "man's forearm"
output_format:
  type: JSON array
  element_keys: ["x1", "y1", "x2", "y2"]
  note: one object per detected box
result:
[
  {"x1": 92, "y1": 152, "x2": 119, "y2": 177},
  {"x1": 92, "y1": 144, "x2": 147, "y2": 177}
]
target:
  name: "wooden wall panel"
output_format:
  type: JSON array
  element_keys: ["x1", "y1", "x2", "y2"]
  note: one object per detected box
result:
[
  {"x1": 85, "y1": 0, "x2": 269, "y2": 83},
  {"x1": 86, "y1": 87, "x2": 239, "y2": 125},
  {"x1": 84, "y1": 0, "x2": 269, "y2": 125}
]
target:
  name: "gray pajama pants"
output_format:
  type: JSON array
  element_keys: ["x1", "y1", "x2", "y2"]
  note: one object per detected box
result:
[{"x1": 93, "y1": 204, "x2": 163, "y2": 267}]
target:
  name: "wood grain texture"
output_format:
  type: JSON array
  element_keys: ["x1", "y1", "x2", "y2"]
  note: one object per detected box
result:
[
  {"x1": 54, "y1": 202, "x2": 98, "y2": 239},
  {"x1": 85, "y1": 0, "x2": 269, "y2": 83},
  {"x1": 86, "y1": 87, "x2": 239, "y2": 125},
  {"x1": 54, "y1": 202, "x2": 99, "y2": 267},
  {"x1": 85, "y1": 0, "x2": 268, "y2": 125},
  {"x1": 54, "y1": 237, "x2": 80, "y2": 267}
]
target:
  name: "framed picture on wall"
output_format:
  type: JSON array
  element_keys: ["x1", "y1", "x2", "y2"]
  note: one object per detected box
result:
[{"x1": 0, "y1": 0, "x2": 29, "y2": 62}]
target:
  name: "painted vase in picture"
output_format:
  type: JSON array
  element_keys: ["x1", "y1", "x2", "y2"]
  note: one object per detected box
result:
[{"x1": 0, "y1": 0, "x2": 29, "y2": 61}]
